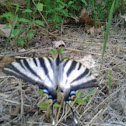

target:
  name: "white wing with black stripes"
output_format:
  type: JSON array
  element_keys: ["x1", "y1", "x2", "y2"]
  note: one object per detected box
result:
[
  {"x1": 3, "y1": 56, "x2": 98, "y2": 104},
  {"x1": 58, "y1": 58, "x2": 98, "y2": 103},
  {"x1": 3, "y1": 57, "x2": 58, "y2": 102}
]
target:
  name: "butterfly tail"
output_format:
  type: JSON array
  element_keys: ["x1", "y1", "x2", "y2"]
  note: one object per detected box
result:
[
  {"x1": 51, "y1": 104, "x2": 54, "y2": 125},
  {"x1": 68, "y1": 104, "x2": 78, "y2": 125},
  {"x1": 51, "y1": 102, "x2": 56, "y2": 125}
]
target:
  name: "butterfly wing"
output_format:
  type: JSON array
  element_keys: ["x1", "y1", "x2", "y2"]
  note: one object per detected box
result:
[
  {"x1": 3, "y1": 57, "x2": 57, "y2": 103},
  {"x1": 58, "y1": 59, "x2": 98, "y2": 103}
]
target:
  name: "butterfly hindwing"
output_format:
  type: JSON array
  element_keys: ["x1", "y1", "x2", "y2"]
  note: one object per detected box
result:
[{"x1": 3, "y1": 57, "x2": 57, "y2": 102}]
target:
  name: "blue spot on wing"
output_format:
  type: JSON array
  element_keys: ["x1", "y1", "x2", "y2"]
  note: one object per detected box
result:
[
  {"x1": 48, "y1": 95, "x2": 52, "y2": 99},
  {"x1": 53, "y1": 99, "x2": 57, "y2": 104},
  {"x1": 68, "y1": 97, "x2": 71, "y2": 100},
  {"x1": 65, "y1": 101, "x2": 69, "y2": 104},
  {"x1": 43, "y1": 89, "x2": 49, "y2": 94},
  {"x1": 70, "y1": 91, "x2": 76, "y2": 95}
]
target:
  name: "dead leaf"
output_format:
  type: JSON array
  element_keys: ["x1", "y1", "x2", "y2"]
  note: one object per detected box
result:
[
  {"x1": 78, "y1": 55, "x2": 99, "y2": 76},
  {"x1": 0, "y1": 56, "x2": 15, "y2": 77},
  {"x1": 0, "y1": 24, "x2": 14, "y2": 38},
  {"x1": 79, "y1": 8, "x2": 102, "y2": 27},
  {"x1": 78, "y1": 55, "x2": 95, "y2": 68},
  {"x1": 87, "y1": 26, "x2": 96, "y2": 36},
  {"x1": 0, "y1": 56, "x2": 16, "y2": 69},
  {"x1": 53, "y1": 40, "x2": 66, "y2": 48},
  {"x1": 86, "y1": 25, "x2": 104, "y2": 36}
]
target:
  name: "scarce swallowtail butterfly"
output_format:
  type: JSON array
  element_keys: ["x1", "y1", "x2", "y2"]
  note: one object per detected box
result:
[{"x1": 3, "y1": 55, "x2": 98, "y2": 125}]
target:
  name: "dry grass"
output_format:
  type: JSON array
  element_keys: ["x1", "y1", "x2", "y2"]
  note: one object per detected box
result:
[{"x1": 0, "y1": 23, "x2": 126, "y2": 126}]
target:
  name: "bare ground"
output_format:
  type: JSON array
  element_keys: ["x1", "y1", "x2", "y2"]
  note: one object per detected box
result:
[{"x1": 0, "y1": 23, "x2": 126, "y2": 126}]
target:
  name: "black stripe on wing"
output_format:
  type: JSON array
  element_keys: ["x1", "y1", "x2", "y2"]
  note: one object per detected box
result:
[
  {"x1": 71, "y1": 68, "x2": 89, "y2": 83},
  {"x1": 23, "y1": 59, "x2": 41, "y2": 79},
  {"x1": 39, "y1": 58, "x2": 48, "y2": 75},
  {"x1": 77, "y1": 63, "x2": 81, "y2": 70},
  {"x1": 55, "y1": 54, "x2": 61, "y2": 66},
  {"x1": 46, "y1": 57, "x2": 53, "y2": 68},
  {"x1": 41, "y1": 57, "x2": 56, "y2": 87},
  {"x1": 33, "y1": 58, "x2": 37, "y2": 66},
  {"x1": 63, "y1": 59, "x2": 69, "y2": 67},
  {"x1": 17, "y1": 60, "x2": 26, "y2": 69},
  {"x1": 71, "y1": 79, "x2": 98, "y2": 91},
  {"x1": 3, "y1": 63, "x2": 45, "y2": 89},
  {"x1": 67, "y1": 61, "x2": 77, "y2": 76}
]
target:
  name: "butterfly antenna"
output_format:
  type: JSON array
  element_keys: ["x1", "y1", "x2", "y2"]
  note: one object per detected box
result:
[{"x1": 68, "y1": 104, "x2": 78, "y2": 124}]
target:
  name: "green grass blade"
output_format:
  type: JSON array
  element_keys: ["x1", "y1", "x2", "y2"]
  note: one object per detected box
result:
[
  {"x1": 4, "y1": 15, "x2": 18, "y2": 54},
  {"x1": 102, "y1": 0, "x2": 116, "y2": 59}
]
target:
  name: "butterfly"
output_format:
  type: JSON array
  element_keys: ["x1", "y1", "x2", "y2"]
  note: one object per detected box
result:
[{"x1": 3, "y1": 55, "x2": 98, "y2": 125}]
